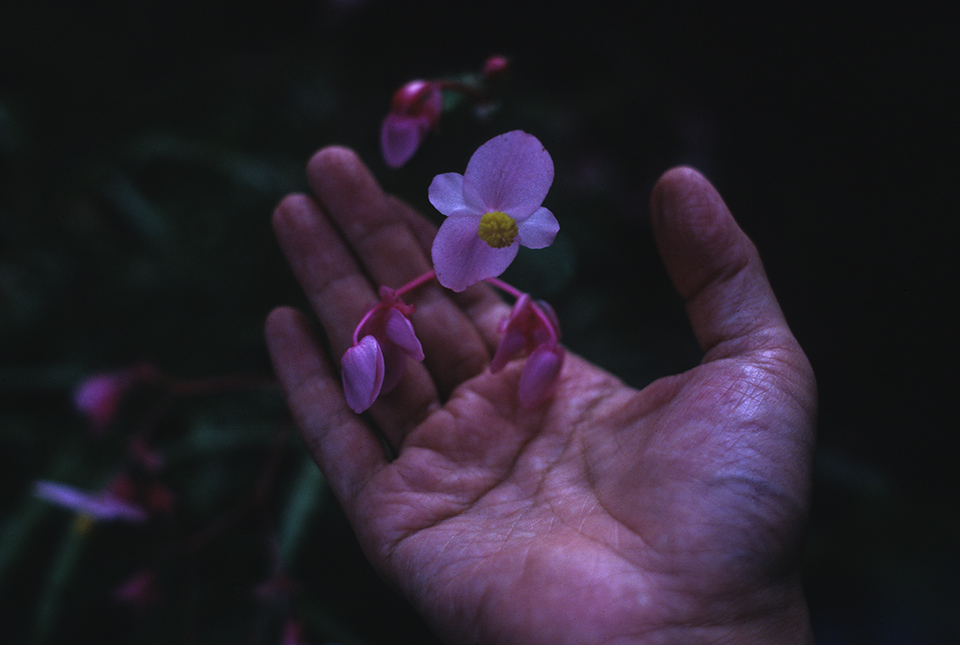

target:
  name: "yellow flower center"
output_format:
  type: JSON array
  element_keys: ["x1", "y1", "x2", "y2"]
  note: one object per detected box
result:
[{"x1": 477, "y1": 211, "x2": 519, "y2": 248}]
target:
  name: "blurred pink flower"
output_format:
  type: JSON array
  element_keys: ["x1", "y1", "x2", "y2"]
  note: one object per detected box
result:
[
  {"x1": 342, "y1": 287, "x2": 424, "y2": 413},
  {"x1": 72, "y1": 363, "x2": 158, "y2": 432},
  {"x1": 380, "y1": 79, "x2": 442, "y2": 167},
  {"x1": 34, "y1": 480, "x2": 148, "y2": 523},
  {"x1": 429, "y1": 130, "x2": 558, "y2": 291},
  {"x1": 73, "y1": 373, "x2": 125, "y2": 431}
]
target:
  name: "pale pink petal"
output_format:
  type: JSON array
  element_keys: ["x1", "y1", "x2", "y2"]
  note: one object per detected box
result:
[
  {"x1": 429, "y1": 173, "x2": 486, "y2": 216},
  {"x1": 464, "y1": 131, "x2": 554, "y2": 217},
  {"x1": 517, "y1": 207, "x2": 560, "y2": 249},
  {"x1": 381, "y1": 114, "x2": 428, "y2": 168},
  {"x1": 34, "y1": 480, "x2": 148, "y2": 522},
  {"x1": 518, "y1": 344, "x2": 564, "y2": 407},
  {"x1": 428, "y1": 173, "x2": 469, "y2": 215},
  {"x1": 384, "y1": 307, "x2": 424, "y2": 361},
  {"x1": 341, "y1": 336, "x2": 385, "y2": 413},
  {"x1": 431, "y1": 215, "x2": 519, "y2": 292}
]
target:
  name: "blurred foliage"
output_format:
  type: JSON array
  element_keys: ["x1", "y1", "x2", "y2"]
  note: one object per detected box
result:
[{"x1": 1, "y1": 1, "x2": 956, "y2": 643}]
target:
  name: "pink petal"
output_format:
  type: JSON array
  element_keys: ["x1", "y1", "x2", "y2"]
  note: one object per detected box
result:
[
  {"x1": 381, "y1": 114, "x2": 428, "y2": 168},
  {"x1": 517, "y1": 207, "x2": 560, "y2": 249},
  {"x1": 464, "y1": 131, "x2": 554, "y2": 217},
  {"x1": 384, "y1": 307, "x2": 424, "y2": 361},
  {"x1": 490, "y1": 328, "x2": 527, "y2": 373},
  {"x1": 341, "y1": 336, "x2": 385, "y2": 413},
  {"x1": 428, "y1": 173, "x2": 468, "y2": 215},
  {"x1": 428, "y1": 173, "x2": 485, "y2": 216},
  {"x1": 431, "y1": 214, "x2": 519, "y2": 292},
  {"x1": 518, "y1": 344, "x2": 564, "y2": 407}
]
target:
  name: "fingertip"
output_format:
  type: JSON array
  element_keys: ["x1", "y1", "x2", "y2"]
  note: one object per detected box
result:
[
  {"x1": 650, "y1": 165, "x2": 749, "y2": 301},
  {"x1": 307, "y1": 145, "x2": 363, "y2": 181},
  {"x1": 272, "y1": 193, "x2": 314, "y2": 237}
]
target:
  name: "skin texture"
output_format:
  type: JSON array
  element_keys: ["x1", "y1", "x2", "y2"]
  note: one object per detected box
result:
[{"x1": 265, "y1": 147, "x2": 817, "y2": 644}]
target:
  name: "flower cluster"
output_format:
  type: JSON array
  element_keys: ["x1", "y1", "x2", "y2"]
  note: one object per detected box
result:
[
  {"x1": 341, "y1": 285, "x2": 425, "y2": 413},
  {"x1": 342, "y1": 130, "x2": 565, "y2": 413}
]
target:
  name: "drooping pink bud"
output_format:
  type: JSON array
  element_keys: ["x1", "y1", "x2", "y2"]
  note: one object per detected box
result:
[
  {"x1": 490, "y1": 293, "x2": 561, "y2": 373},
  {"x1": 518, "y1": 343, "x2": 564, "y2": 408},
  {"x1": 381, "y1": 80, "x2": 443, "y2": 168},
  {"x1": 341, "y1": 336, "x2": 385, "y2": 414},
  {"x1": 383, "y1": 307, "x2": 424, "y2": 361}
]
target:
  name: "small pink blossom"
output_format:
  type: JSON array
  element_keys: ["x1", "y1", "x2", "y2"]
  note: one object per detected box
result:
[
  {"x1": 34, "y1": 480, "x2": 148, "y2": 523},
  {"x1": 490, "y1": 294, "x2": 560, "y2": 372},
  {"x1": 73, "y1": 373, "x2": 125, "y2": 431},
  {"x1": 342, "y1": 287, "x2": 424, "y2": 413},
  {"x1": 72, "y1": 363, "x2": 158, "y2": 433},
  {"x1": 429, "y1": 130, "x2": 559, "y2": 292},
  {"x1": 380, "y1": 80, "x2": 443, "y2": 168},
  {"x1": 489, "y1": 293, "x2": 564, "y2": 407}
]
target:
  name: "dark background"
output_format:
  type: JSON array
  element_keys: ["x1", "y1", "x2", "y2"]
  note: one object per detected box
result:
[{"x1": 1, "y1": 1, "x2": 956, "y2": 643}]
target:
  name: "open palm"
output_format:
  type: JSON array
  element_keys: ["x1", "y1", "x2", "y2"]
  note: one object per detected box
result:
[{"x1": 266, "y1": 148, "x2": 816, "y2": 644}]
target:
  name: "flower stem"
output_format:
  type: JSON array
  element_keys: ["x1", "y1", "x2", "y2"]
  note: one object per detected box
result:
[
  {"x1": 352, "y1": 271, "x2": 437, "y2": 345},
  {"x1": 395, "y1": 270, "x2": 437, "y2": 297}
]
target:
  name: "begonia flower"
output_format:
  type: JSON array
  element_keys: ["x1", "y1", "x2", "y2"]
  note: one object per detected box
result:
[
  {"x1": 490, "y1": 294, "x2": 560, "y2": 372},
  {"x1": 489, "y1": 293, "x2": 565, "y2": 407},
  {"x1": 73, "y1": 363, "x2": 158, "y2": 433},
  {"x1": 380, "y1": 80, "x2": 443, "y2": 168},
  {"x1": 429, "y1": 130, "x2": 559, "y2": 292},
  {"x1": 34, "y1": 480, "x2": 148, "y2": 523},
  {"x1": 341, "y1": 288, "x2": 424, "y2": 413}
]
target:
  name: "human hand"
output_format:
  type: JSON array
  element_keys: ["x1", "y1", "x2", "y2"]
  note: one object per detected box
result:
[{"x1": 265, "y1": 147, "x2": 817, "y2": 644}]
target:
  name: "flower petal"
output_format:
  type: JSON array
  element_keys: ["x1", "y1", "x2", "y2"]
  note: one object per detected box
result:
[
  {"x1": 431, "y1": 215, "x2": 519, "y2": 292},
  {"x1": 490, "y1": 328, "x2": 527, "y2": 373},
  {"x1": 381, "y1": 114, "x2": 428, "y2": 168},
  {"x1": 384, "y1": 308, "x2": 424, "y2": 361},
  {"x1": 518, "y1": 344, "x2": 565, "y2": 407},
  {"x1": 428, "y1": 173, "x2": 468, "y2": 216},
  {"x1": 341, "y1": 336, "x2": 385, "y2": 413},
  {"x1": 464, "y1": 131, "x2": 554, "y2": 217},
  {"x1": 517, "y1": 207, "x2": 560, "y2": 249}
]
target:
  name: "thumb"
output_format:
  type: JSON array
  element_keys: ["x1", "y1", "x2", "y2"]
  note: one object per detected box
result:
[{"x1": 650, "y1": 167, "x2": 797, "y2": 362}]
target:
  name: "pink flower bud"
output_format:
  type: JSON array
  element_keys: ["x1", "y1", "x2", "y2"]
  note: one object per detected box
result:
[
  {"x1": 518, "y1": 344, "x2": 564, "y2": 408},
  {"x1": 381, "y1": 80, "x2": 443, "y2": 168},
  {"x1": 341, "y1": 336, "x2": 385, "y2": 414}
]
